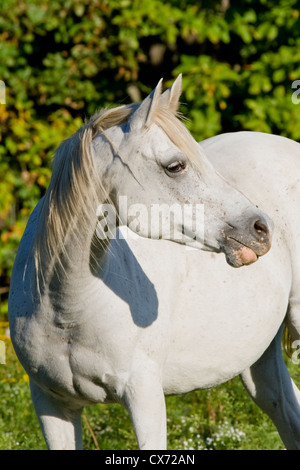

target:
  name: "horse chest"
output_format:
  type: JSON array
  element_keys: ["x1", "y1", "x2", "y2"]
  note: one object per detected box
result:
[{"x1": 15, "y1": 278, "x2": 169, "y2": 405}]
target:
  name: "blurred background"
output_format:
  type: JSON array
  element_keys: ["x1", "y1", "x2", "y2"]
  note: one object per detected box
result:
[{"x1": 0, "y1": 0, "x2": 300, "y2": 449}]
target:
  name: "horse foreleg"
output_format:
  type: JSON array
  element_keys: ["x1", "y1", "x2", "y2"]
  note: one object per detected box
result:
[
  {"x1": 122, "y1": 369, "x2": 167, "y2": 450},
  {"x1": 240, "y1": 324, "x2": 300, "y2": 450},
  {"x1": 30, "y1": 380, "x2": 83, "y2": 450}
]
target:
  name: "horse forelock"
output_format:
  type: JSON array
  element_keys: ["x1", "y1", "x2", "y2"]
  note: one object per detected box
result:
[{"x1": 152, "y1": 107, "x2": 205, "y2": 168}]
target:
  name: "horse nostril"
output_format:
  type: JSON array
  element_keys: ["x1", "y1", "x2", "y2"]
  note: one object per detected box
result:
[{"x1": 254, "y1": 219, "x2": 269, "y2": 236}]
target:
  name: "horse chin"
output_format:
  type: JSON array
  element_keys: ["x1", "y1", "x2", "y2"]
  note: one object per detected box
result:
[{"x1": 222, "y1": 240, "x2": 259, "y2": 268}]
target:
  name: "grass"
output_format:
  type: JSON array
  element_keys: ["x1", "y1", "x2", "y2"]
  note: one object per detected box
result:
[{"x1": 1, "y1": 313, "x2": 298, "y2": 450}]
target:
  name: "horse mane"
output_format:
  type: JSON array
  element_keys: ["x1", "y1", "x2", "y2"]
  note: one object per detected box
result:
[{"x1": 33, "y1": 98, "x2": 205, "y2": 284}]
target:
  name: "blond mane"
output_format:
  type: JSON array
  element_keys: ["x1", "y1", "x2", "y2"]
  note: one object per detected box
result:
[{"x1": 33, "y1": 98, "x2": 205, "y2": 284}]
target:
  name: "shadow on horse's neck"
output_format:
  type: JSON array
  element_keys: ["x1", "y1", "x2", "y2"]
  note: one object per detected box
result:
[
  {"x1": 45, "y1": 220, "x2": 159, "y2": 329},
  {"x1": 88, "y1": 230, "x2": 159, "y2": 328}
]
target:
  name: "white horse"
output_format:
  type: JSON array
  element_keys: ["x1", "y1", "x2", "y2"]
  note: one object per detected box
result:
[{"x1": 8, "y1": 76, "x2": 300, "y2": 450}]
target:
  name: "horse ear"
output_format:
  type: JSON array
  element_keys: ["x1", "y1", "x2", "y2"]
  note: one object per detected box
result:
[
  {"x1": 160, "y1": 74, "x2": 182, "y2": 113},
  {"x1": 129, "y1": 78, "x2": 163, "y2": 130}
]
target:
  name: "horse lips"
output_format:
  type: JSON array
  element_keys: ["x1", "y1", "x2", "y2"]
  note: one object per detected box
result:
[{"x1": 235, "y1": 245, "x2": 258, "y2": 265}]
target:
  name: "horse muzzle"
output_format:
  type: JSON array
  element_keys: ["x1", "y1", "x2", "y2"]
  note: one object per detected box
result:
[{"x1": 220, "y1": 212, "x2": 273, "y2": 268}]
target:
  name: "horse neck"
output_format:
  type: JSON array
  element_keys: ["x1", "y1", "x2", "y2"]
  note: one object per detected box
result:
[
  {"x1": 38, "y1": 133, "x2": 115, "y2": 291},
  {"x1": 34, "y1": 221, "x2": 110, "y2": 330},
  {"x1": 37, "y1": 203, "x2": 111, "y2": 318}
]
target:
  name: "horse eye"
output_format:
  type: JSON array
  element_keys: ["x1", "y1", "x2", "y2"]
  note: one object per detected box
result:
[{"x1": 166, "y1": 161, "x2": 187, "y2": 174}]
